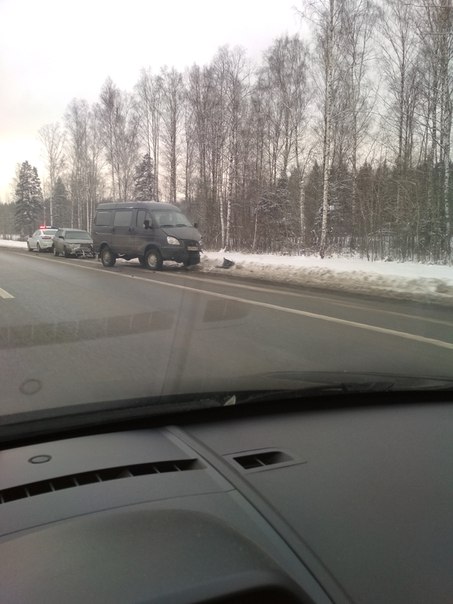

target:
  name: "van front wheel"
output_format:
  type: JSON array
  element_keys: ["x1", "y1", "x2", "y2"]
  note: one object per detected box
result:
[
  {"x1": 145, "y1": 249, "x2": 162, "y2": 271},
  {"x1": 101, "y1": 247, "x2": 116, "y2": 267}
]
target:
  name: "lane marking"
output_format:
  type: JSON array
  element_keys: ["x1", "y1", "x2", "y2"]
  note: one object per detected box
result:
[
  {"x1": 0, "y1": 287, "x2": 14, "y2": 299},
  {"x1": 44, "y1": 252, "x2": 453, "y2": 328},
  {"x1": 17, "y1": 249, "x2": 453, "y2": 329},
  {"x1": 22, "y1": 254, "x2": 453, "y2": 351},
  {"x1": 152, "y1": 272, "x2": 453, "y2": 327}
]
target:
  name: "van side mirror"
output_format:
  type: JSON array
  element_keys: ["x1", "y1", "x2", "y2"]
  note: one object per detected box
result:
[
  {"x1": 194, "y1": 222, "x2": 199, "y2": 229},
  {"x1": 143, "y1": 219, "x2": 150, "y2": 229}
]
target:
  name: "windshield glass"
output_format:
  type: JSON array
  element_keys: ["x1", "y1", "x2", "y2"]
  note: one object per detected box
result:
[
  {"x1": 0, "y1": 0, "x2": 453, "y2": 430},
  {"x1": 151, "y1": 211, "x2": 192, "y2": 228}
]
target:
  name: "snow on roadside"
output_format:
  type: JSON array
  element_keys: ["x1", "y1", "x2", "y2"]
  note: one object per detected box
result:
[
  {"x1": 0, "y1": 239, "x2": 28, "y2": 249},
  {"x1": 198, "y1": 250, "x2": 453, "y2": 305},
  {"x1": 2, "y1": 238, "x2": 453, "y2": 305}
]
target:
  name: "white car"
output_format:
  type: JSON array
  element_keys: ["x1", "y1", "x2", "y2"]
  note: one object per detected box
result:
[{"x1": 27, "y1": 227, "x2": 58, "y2": 252}]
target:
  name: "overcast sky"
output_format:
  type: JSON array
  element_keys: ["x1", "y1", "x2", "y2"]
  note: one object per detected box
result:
[{"x1": 0, "y1": 0, "x2": 302, "y2": 201}]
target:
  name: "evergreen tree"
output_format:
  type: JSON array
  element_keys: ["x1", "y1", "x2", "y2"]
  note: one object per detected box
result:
[
  {"x1": 133, "y1": 153, "x2": 155, "y2": 201},
  {"x1": 53, "y1": 177, "x2": 70, "y2": 227},
  {"x1": 0, "y1": 202, "x2": 15, "y2": 236},
  {"x1": 14, "y1": 162, "x2": 44, "y2": 235}
]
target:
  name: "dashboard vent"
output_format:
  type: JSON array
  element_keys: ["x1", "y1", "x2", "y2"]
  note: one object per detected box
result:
[
  {"x1": 0, "y1": 458, "x2": 202, "y2": 505},
  {"x1": 233, "y1": 450, "x2": 293, "y2": 470}
]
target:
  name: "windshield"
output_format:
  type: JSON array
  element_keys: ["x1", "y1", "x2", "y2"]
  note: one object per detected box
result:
[
  {"x1": 0, "y1": 0, "x2": 453, "y2": 432},
  {"x1": 151, "y1": 211, "x2": 192, "y2": 228}
]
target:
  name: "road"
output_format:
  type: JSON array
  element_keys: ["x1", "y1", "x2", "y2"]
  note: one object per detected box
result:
[{"x1": 1, "y1": 248, "x2": 453, "y2": 415}]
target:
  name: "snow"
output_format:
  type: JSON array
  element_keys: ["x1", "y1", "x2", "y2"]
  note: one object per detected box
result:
[
  {"x1": 198, "y1": 251, "x2": 453, "y2": 305},
  {"x1": 0, "y1": 239, "x2": 28, "y2": 248},
  {"x1": 2, "y1": 238, "x2": 453, "y2": 304}
]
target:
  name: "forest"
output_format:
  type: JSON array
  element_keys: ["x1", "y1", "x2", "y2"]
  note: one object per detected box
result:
[{"x1": 4, "y1": 0, "x2": 453, "y2": 262}]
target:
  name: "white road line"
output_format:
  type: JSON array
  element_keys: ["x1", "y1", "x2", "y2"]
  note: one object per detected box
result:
[
  {"x1": 29, "y1": 256, "x2": 453, "y2": 351},
  {"x1": 0, "y1": 287, "x2": 14, "y2": 299},
  {"x1": 23, "y1": 251, "x2": 453, "y2": 327},
  {"x1": 155, "y1": 272, "x2": 453, "y2": 327}
]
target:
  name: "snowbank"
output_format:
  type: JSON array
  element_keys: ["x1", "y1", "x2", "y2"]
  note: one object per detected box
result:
[
  {"x1": 2, "y1": 238, "x2": 452, "y2": 305},
  {"x1": 199, "y1": 250, "x2": 453, "y2": 305}
]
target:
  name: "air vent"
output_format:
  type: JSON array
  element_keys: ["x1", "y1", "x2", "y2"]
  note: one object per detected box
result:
[
  {"x1": 233, "y1": 450, "x2": 293, "y2": 470},
  {"x1": 0, "y1": 458, "x2": 202, "y2": 505}
]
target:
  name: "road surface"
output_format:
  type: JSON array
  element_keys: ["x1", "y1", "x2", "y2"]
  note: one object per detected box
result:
[{"x1": 1, "y1": 248, "x2": 453, "y2": 415}]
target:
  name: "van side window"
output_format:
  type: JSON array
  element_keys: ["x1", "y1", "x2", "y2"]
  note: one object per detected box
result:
[
  {"x1": 113, "y1": 210, "x2": 133, "y2": 227},
  {"x1": 95, "y1": 211, "x2": 111, "y2": 226},
  {"x1": 137, "y1": 210, "x2": 151, "y2": 227}
]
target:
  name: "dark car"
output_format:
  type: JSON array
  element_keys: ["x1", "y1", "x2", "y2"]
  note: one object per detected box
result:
[
  {"x1": 53, "y1": 228, "x2": 95, "y2": 258},
  {"x1": 92, "y1": 202, "x2": 202, "y2": 270}
]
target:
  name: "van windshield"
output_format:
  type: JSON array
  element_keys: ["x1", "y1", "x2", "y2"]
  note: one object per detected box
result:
[{"x1": 151, "y1": 211, "x2": 192, "y2": 228}]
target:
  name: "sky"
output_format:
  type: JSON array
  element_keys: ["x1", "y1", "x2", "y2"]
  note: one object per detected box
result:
[{"x1": 0, "y1": 0, "x2": 302, "y2": 202}]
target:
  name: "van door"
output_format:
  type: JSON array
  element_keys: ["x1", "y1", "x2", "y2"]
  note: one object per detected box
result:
[
  {"x1": 132, "y1": 209, "x2": 155, "y2": 257},
  {"x1": 111, "y1": 209, "x2": 134, "y2": 254}
]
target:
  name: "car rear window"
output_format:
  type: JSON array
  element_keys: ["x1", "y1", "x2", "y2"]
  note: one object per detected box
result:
[
  {"x1": 43, "y1": 230, "x2": 57, "y2": 235},
  {"x1": 66, "y1": 231, "x2": 92, "y2": 240}
]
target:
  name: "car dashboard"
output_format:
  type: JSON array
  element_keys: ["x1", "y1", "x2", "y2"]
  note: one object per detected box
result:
[{"x1": 1, "y1": 397, "x2": 452, "y2": 604}]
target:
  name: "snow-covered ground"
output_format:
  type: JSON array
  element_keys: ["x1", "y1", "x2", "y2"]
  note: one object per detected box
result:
[
  {"x1": 199, "y1": 251, "x2": 453, "y2": 305},
  {"x1": 2, "y1": 238, "x2": 453, "y2": 305}
]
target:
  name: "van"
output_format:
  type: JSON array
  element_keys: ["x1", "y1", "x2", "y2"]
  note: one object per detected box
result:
[{"x1": 92, "y1": 202, "x2": 202, "y2": 270}]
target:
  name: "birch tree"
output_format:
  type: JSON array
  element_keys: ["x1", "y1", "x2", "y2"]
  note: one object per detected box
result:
[
  {"x1": 160, "y1": 67, "x2": 185, "y2": 203},
  {"x1": 39, "y1": 123, "x2": 65, "y2": 225},
  {"x1": 65, "y1": 99, "x2": 104, "y2": 229},
  {"x1": 305, "y1": 0, "x2": 344, "y2": 257},
  {"x1": 135, "y1": 70, "x2": 162, "y2": 200},
  {"x1": 97, "y1": 78, "x2": 140, "y2": 201}
]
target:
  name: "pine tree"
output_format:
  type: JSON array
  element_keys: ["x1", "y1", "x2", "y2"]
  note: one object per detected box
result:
[
  {"x1": 14, "y1": 162, "x2": 44, "y2": 235},
  {"x1": 133, "y1": 153, "x2": 155, "y2": 201},
  {"x1": 53, "y1": 177, "x2": 70, "y2": 227}
]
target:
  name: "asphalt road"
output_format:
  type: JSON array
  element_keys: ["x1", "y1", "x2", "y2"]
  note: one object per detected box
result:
[{"x1": 1, "y1": 248, "x2": 453, "y2": 415}]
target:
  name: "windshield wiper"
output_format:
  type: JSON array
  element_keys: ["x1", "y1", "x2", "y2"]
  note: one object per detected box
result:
[{"x1": 229, "y1": 371, "x2": 453, "y2": 406}]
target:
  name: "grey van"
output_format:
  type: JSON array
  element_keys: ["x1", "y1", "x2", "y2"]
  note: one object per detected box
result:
[{"x1": 92, "y1": 202, "x2": 202, "y2": 270}]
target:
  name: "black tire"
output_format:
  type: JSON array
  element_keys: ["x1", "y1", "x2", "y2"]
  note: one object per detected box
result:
[
  {"x1": 53, "y1": 246, "x2": 59, "y2": 257},
  {"x1": 144, "y1": 248, "x2": 163, "y2": 270},
  {"x1": 100, "y1": 246, "x2": 116, "y2": 267}
]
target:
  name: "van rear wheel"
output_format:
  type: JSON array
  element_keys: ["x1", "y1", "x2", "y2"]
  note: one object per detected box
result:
[
  {"x1": 101, "y1": 247, "x2": 116, "y2": 267},
  {"x1": 144, "y1": 249, "x2": 162, "y2": 271}
]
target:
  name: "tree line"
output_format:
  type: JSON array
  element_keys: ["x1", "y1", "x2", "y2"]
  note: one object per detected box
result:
[{"x1": 6, "y1": 0, "x2": 453, "y2": 262}]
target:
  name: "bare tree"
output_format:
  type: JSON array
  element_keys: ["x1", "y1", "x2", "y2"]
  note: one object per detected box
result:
[
  {"x1": 135, "y1": 69, "x2": 162, "y2": 200},
  {"x1": 303, "y1": 0, "x2": 344, "y2": 256},
  {"x1": 39, "y1": 122, "x2": 65, "y2": 224},
  {"x1": 160, "y1": 67, "x2": 185, "y2": 203},
  {"x1": 65, "y1": 99, "x2": 105, "y2": 229},
  {"x1": 97, "y1": 78, "x2": 140, "y2": 201},
  {"x1": 379, "y1": 0, "x2": 421, "y2": 227}
]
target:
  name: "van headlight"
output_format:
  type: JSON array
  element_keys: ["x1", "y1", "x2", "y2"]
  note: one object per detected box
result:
[{"x1": 167, "y1": 236, "x2": 180, "y2": 245}]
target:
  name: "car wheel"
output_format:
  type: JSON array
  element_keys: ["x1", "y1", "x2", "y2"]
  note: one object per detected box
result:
[
  {"x1": 53, "y1": 246, "x2": 59, "y2": 257},
  {"x1": 64, "y1": 247, "x2": 71, "y2": 258},
  {"x1": 144, "y1": 248, "x2": 163, "y2": 271},
  {"x1": 100, "y1": 247, "x2": 116, "y2": 267},
  {"x1": 37, "y1": 243, "x2": 41, "y2": 253}
]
